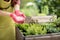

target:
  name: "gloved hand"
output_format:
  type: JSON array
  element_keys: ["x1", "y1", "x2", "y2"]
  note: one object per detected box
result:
[{"x1": 10, "y1": 10, "x2": 26, "y2": 24}]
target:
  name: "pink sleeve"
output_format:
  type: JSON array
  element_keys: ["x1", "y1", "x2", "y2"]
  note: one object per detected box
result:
[{"x1": 16, "y1": 0, "x2": 20, "y2": 5}]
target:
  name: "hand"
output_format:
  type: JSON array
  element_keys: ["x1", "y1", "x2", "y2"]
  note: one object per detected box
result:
[{"x1": 10, "y1": 10, "x2": 26, "y2": 24}]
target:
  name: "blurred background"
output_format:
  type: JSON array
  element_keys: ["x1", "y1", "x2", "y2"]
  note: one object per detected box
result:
[{"x1": 20, "y1": 0, "x2": 60, "y2": 17}]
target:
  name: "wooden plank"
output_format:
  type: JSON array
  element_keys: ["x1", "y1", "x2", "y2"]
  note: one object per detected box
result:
[
  {"x1": 31, "y1": 15, "x2": 57, "y2": 23},
  {"x1": 25, "y1": 33, "x2": 60, "y2": 40}
]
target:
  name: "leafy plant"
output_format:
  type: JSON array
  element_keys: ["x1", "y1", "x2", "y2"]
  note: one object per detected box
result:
[
  {"x1": 26, "y1": 24, "x2": 47, "y2": 35},
  {"x1": 16, "y1": 23, "x2": 29, "y2": 32},
  {"x1": 16, "y1": 22, "x2": 60, "y2": 36},
  {"x1": 55, "y1": 17, "x2": 60, "y2": 27}
]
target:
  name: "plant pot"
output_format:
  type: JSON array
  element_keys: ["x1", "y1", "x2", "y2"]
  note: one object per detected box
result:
[{"x1": 16, "y1": 27, "x2": 60, "y2": 40}]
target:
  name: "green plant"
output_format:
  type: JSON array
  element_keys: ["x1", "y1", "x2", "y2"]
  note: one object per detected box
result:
[
  {"x1": 26, "y1": 24, "x2": 47, "y2": 35},
  {"x1": 53, "y1": 17, "x2": 60, "y2": 28},
  {"x1": 16, "y1": 23, "x2": 29, "y2": 32},
  {"x1": 55, "y1": 17, "x2": 60, "y2": 27},
  {"x1": 16, "y1": 22, "x2": 60, "y2": 36},
  {"x1": 43, "y1": 23, "x2": 58, "y2": 33}
]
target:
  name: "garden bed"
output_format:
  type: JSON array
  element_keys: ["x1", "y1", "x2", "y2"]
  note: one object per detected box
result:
[
  {"x1": 16, "y1": 16, "x2": 60, "y2": 40},
  {"x1": 16, "y1": 27, "x2": 60, "y2": 40}
]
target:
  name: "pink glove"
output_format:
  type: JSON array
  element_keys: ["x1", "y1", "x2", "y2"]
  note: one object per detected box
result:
[{"x1": 10, "y1": 10, "x2": 26, "y2": 24}]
